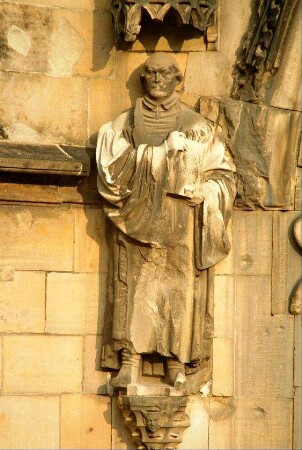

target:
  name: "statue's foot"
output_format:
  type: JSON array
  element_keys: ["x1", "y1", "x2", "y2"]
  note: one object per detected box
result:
[
  {"x1": 110, "y1": 365, "x2": 133, "y2": 388},
  {"x1": 174, "y1": 371, "x2": 187, "y2": 391},
  {"x1": 110, "y1": 350, "x2": 141, "y2": 388},
  {"x1": 166, "y1": 357, "x2": 187, "y2": 390}
]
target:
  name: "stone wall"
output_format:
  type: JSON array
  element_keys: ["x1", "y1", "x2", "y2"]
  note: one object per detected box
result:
[{"x1": 0, "y1": 0, "x2": 301, "y2": 448}]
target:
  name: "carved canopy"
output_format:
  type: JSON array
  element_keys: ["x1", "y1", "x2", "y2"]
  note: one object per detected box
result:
[{"x1": 111, "y1": 0, "x2": 217, "y2": 42}]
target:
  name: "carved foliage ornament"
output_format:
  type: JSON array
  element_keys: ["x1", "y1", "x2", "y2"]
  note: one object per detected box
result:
[
  {"x1": 232, "y1": 0, "x2": 300, "y2": 101},
  {"x1": 111, "y1": 0, "x2": 216, "y2": 42}
]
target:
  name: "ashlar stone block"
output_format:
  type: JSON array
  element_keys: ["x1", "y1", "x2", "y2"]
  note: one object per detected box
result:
[
  {"x1": 209, "y1": 397, "x2": 293, "y2": 450},
  {"x1": 235, "y1": 276, "x2": 294, "y2": 399},
  {"x1": 46, "y1": 272, "x2": 106, "y2": 335},
  {"x1": 0, "y1": 204, "x2": 74, "y2": 271},
  {"x1": 233, "y1": 211, "x2": 272, "y2": 276},
  {"x1": 3, "y1": 335, "x2": 82, "y2": 394},
  {"x1": 213, "y1": 275, "x2": 234, "y2": 338},
  {"x1": 178, "y1": 396, "x2": 209, "y2": 450},
  {"x1": 0, "y1": 271, "x2": 45, "y2": 333},
  {"x1": 0, "y1": 396, "x2": 60, "y2": 449},
  {"x1": 0, "y1": 71, "x2": 88, "y2": 145},
  {"x1": 3, "y1": 1, "x2": 98, "y2": 9},
  {"x1": 61, "y1": 394, "x2": 111, "y2": 449},
  {"x1": 212, "y1": 337, "x2": 234, "y2": 396},
  {"x1": 220, "y1": 100, "x2": 300, "y2": 209},
  {"x1": 74, "y1": 207, "x2": 109, "y2": 273},
  {"x1": 234, "y1": 398, "x2": 293, "y2": 450},
  {"x1": 83, "y1": 335, "x2": 108, "y2": 394}
]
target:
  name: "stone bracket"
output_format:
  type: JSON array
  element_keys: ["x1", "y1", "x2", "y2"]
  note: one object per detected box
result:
[
  {"x1": 118, "y1": 394, "x2": 190, "y2": 450},
  {"x1": 0, "y1": 141, "x2": 90, "y2": 177}
]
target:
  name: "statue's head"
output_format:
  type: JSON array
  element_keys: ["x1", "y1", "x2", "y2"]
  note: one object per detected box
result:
[{"x1": 140, "y1": 53, "x2": 183, "y2": 100}]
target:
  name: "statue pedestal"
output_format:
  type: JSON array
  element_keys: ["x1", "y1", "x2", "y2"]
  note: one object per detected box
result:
[
  {"x1": 117, "y1": 386, "x2": 190, "y2": 450},
  {"x1": 99, "y1": 381, "x2": 190, "y2": 449}
]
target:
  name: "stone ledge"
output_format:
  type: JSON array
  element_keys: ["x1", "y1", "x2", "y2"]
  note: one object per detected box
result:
[{"x1": 0, "y1": 141, "x2": 90, "y2": 176}]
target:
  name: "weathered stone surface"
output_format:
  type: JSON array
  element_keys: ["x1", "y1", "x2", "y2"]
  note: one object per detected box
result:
[
  {"x1": 209, "y1": 397, "x2": 293, "y2": 449},
  {"x1": 212, "y1": 337, "x2": 234, "y2": 396},
  {"x1": 233, "y1": 211, "x2": 272, "y2": 275},
  {"x1": 0, "y1": 3, "x2": 52, "y2": 73},
  {"x1": 48, "y1": 15, "x2": 85, "y2": 77},
  {"x1": 74, "y1": 207, "x2": 109, "y2": 273},
  {"x1": 260, "y1": 7, "x2": 301, "y2": 111},
  {"x1": 294, "y1": 387, "x2": 301, "y2": 450},
  {"x1": 88, "y1": 78, "x2": 116, "y2": 146},
  {"x1": 236, "y1": 398, "x2": 293, "y2": 449},
  {"x1": 0, "y1": 271, "x2": 45, "y2": 333},
  {"x1": 0, "y1": 72, "x2": 88, "y2": 145},
  {"x1": 0, "y1": 396, "x2": 60, "y2": 449},
  {"x1": 184, "y1": 0, "x2": 252, "y2": 97},
  {"x1": 0, "y1": 3, "x2": 114, "y2": 77},
  {"x1": 235, "y1": 276, "x2": 294, "y2": 398},
  {"x1": 295, "y1": 168, "x2": 302, "y2": 210},
  {"x1": 3, "y1": 0, "x2": 106, "y2": 10},
  {"x1": 294, "y1": 316, "x2": 301, "y2": 387},
  {"x1": 83, "y1": 335, "x2": 108, "y2": 393},
  {"x1": 209, "y1": 397, "x2": 235, "y2": 450},
  {"x1": 0, "y1": 204, "x2": 74, "y2": 271},
  {"x1": 61, "y1": 394, "x2": 111, "y2": 449},
  {"x1": 272, "y1": 212, "x2": 302, "y2": 315},
  {"x1": 112, "y1": 396, "x2": 134, "y2": 449},
  {"x1": 0, "y1": 179, "x2": 61, "y2": 203},
  {"x1": 46, "y1": 272, "x2": 105, "y2": 335},
  {"x1": 3, "y1": 335, "x2": 82, "y2": 394},
  {"x1": 220, "y1": 100, "x2": 301, "y2": 209},
  {"x1": 213, "y1": 275, "x2": 235, "y2": 338},
  {"x1": 0, "y1": 266, "x2": 14, "y2": 281},
  {"x1": 179, "y1": 396, "x2": 209, "y2": 449},
  {"x1": 0, "y1": 335, "x2": 2, "y2": 392},
  {"x1": 0, "y1": 142, "x2": 90, "y2": 176}
]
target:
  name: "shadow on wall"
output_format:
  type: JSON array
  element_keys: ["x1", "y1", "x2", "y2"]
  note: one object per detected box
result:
[
  {"x1": 92, "y1": 5, "x2": 116, "y2": 72},
  {"x1": 117, "y1": 9, "x2": 205, "y2": 52}
]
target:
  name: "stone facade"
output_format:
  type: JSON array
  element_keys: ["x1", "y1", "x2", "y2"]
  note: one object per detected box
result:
[{"x1": 0, "y1": 0, "x2": 300, "y2": 448}]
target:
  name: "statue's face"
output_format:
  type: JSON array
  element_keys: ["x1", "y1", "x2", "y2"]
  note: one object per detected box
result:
[{"x1": 143, "y1": 60, "x2": 179, "y2": 100}]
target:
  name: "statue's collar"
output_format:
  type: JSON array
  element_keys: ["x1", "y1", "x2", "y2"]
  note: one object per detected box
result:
[{"x1": 142, "y1": 92, "x2": 179, "y2": 111}]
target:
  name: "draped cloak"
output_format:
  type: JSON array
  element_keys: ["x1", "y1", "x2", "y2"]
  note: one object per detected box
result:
[{"x1": 96, "y1": 97, "x2": 236, "y2": 370}]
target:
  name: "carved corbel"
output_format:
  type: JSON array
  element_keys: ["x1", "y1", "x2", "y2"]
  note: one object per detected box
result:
[
  {"x1": 111, "y1": 0, "x2": 217, "y2": 43},
  {"x1": 118, "y1": 394, "x2": 190, "y2": 450}
]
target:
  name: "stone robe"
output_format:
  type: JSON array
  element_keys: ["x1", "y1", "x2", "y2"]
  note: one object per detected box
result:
[{"x1": 96, "y1": 96, "x2": 235, "y2": 370}]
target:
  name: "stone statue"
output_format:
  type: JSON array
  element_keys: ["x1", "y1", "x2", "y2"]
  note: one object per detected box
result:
[{"x1": 96, "y1": 52, "x2": 235, "y2": 390}]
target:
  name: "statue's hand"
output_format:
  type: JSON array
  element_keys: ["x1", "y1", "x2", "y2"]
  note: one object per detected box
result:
[
  {"x1": 186, "y1": 196, "x2": 205, "y2": 207},
  {"x1": 183, "y1": 185, "x2": 204, "y2": 206},
  {"x1": 166, "y1": 131, "x2": 186, "y2": 156}
]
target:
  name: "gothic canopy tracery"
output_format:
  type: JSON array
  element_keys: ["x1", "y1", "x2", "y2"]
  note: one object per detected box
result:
[{"x1": 111, "y1": 0, "x2": 217, "y2": 42}]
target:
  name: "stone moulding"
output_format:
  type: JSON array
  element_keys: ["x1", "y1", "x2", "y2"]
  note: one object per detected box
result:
[
  {"x1": 232, "y1": 0, "x2": 300, "y2": 101},
  {"x1": 289, "y1": 214, "x2": 302, "y2": 315},
  {"x1": 118, "y1": 394, "x2": 190, "y2": 450},
  {"x1": 111, "y1": 0, "x2": 217, "y2": 42},
  {"x1": 0, "y1": 141, "x2": 90, "y2": 176}
]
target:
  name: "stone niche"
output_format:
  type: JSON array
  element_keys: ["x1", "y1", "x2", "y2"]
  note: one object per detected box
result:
[{"x1": 111, "y1": 0, "x2": 218, "y2": 50}]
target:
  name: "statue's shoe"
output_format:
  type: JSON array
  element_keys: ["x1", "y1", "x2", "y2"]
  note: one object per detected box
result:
[{"x1": 174, "y1": 371, "x2": 187, "y2": 391}]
